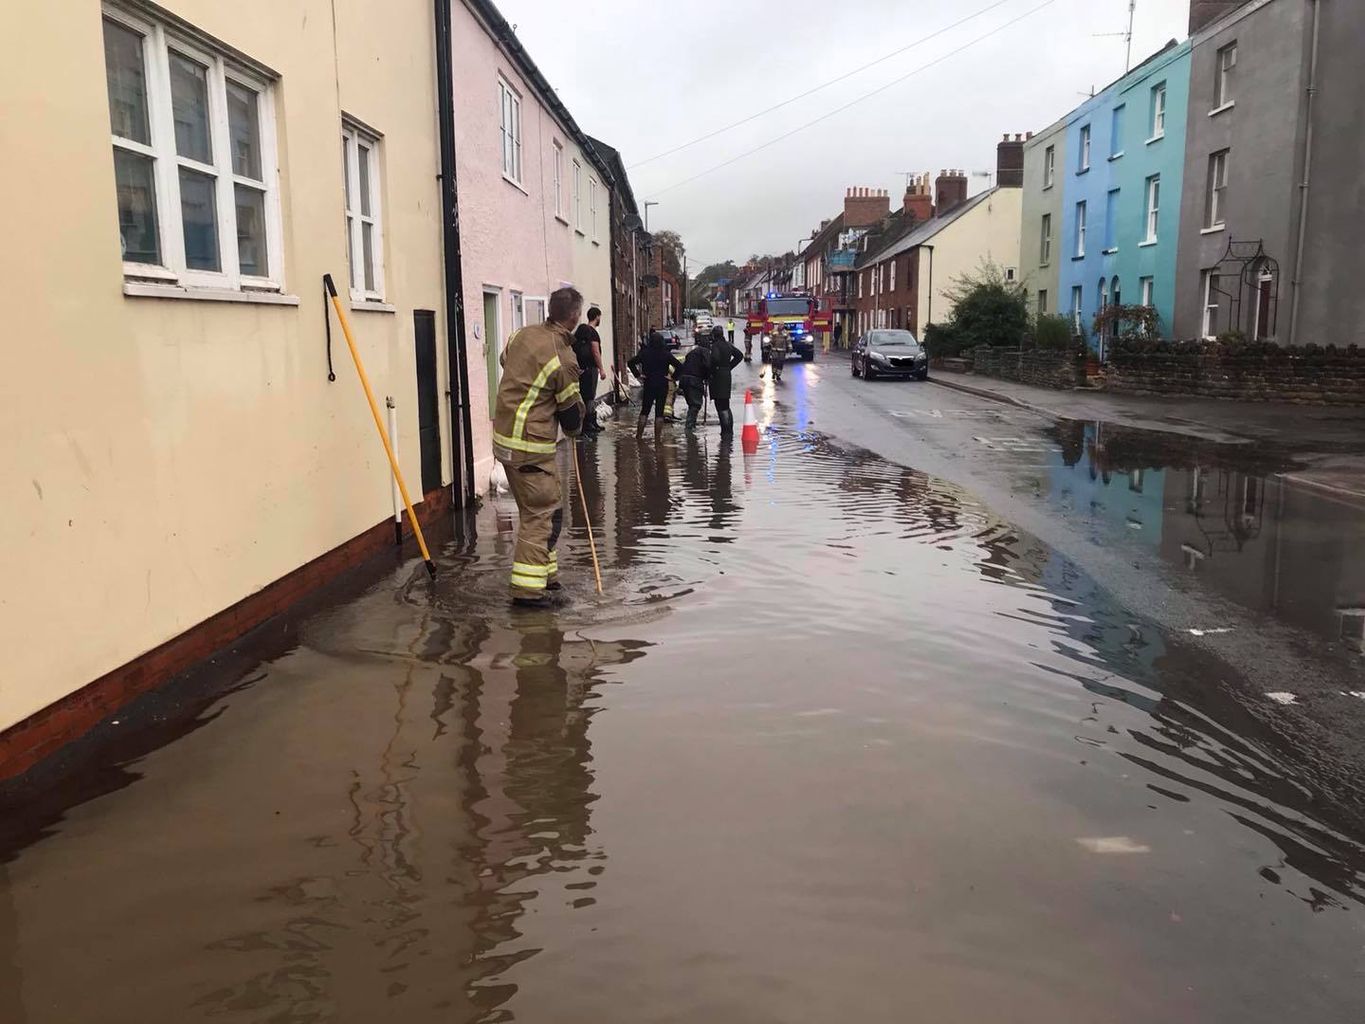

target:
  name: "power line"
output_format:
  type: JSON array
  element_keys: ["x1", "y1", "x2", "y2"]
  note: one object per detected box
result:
[
  {"x1": 644, "y1": 0, "x2": 1058, "y2": 200},
  {"x1": 628, "y1": 0, "x2": 1020, "y2": 171}
]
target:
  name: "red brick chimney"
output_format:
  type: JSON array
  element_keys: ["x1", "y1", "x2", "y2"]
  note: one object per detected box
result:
[
  {"x1": 844, "y1": 186, "x2": 892, "y2": 228},
  {"x1": 902, "y1": 173, "x2": 934, "y2": 224},
  {"x1": 935, "y1": 170, "x2": 968, "y2": 215},
  {"x1": 997, "y1": 133, "x2": 1025, "y2": 189}
]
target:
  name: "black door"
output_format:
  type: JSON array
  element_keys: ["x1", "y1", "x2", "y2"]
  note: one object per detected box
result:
[{"x1": 413, "y1": 310, "x2": 443, "y2": 495}]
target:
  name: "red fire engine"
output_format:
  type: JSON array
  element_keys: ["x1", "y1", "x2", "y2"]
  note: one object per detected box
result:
[{"x1": 741, "y1": 292, "x2": 834, "y2": 362}]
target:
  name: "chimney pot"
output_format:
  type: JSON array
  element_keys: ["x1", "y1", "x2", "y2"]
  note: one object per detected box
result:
[{"x1": 1002, "y1": 133, "x2": 1009, "y2": 141}]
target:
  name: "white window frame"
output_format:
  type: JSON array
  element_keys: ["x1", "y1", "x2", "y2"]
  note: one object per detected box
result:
[
  {"x1": 1144, "y1": 175, "x2": 1161, "y2": 243},
  {"x1": 342, "y1": 120, "x2": 385, "y2": 302},
  {"x1": 498, "y1": 76, "x2": 523, "y2": 185},
  {"x1": 552, "y1": 140, "x2": 565, "y2": 221},
  {"x1": 1075, "y1": 201, "x2": 1087, "y2": 258},
  {"x1": 1037, "y1": 289, "x2": 1048, "y2": 313},
  {"x1": 1201, "y1": 270, "x2": 1221, "y2": 339},
  {"x1": 1043, "y1": 145, "x2": 1055, "y2": 188},
  {"x1": 1214, "y1": 41, "x2": 1237, "y2": 110},
  {"x1": 1140, "y1": 276, "x2": 1154, "y2": 308},
  {"x1": 510, "y1": 289, "x2": 526, "y2": 333},
  {"x1": 1071, "y1": 285, "x2": 1084, "y2": 334},
  {"x1": 1205, "y1": 150, "x2": 1228, "y2": 229},
  {"x1": 572, "y1": 159, "x2": 583, "y2": 233},
  {"x1": 1040, "y1": 213, "x2": 1052, "y2": 265},
  {"x1": 889, "y1": 258, "x2": 896, "y2": 292},
  {"x1": 525, "y1": 295, "x2": 547, "y2": 325},
  {"x1": 1150, "y1": 83, "x2": 1167, "y2": 141},
  {"x1": 589, "y1": 176, "x2": 600, "y2": 243},
  {"x1": 103, "y1": 3, "x2": 283, "y2": 292},
  {"x1": 1079, "y1": 124, "x2": 1091, "y2": 171},
  {"x1": 1110, "y1": 104, "x2": 1125, "y2": 158}
]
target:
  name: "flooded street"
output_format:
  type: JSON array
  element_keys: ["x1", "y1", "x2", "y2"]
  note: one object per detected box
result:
[{"x1": 3, "y1": 359, "x2": 1364, "y2": 1023}]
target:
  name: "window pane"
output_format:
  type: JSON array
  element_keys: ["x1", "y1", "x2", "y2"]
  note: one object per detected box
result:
[
  {"x1": 358, "y1": 145, "x2": 372, "y2": 216},
  {"x1": 226, "y1": 80, "x2": 262, "y2": 179},
  {"x1": 346, "y1": 215, "x2": 356, "y2": 286},
  {"x1": 341, "y1": 136, "x2": 353, "y2": 211},
  {"x1": 113, "y1": 148, "x2": 159, "y2": 263},
  {"x1": 103, "y1": 19, "x2": 150, "y2": 144},
  {"x1": 235, "y1": 184, "x2": 268, "y2": 277},
  {"x1": 361, "y1": 221, "x2": 375, "y2": 291},
  {"x1": 179, "y1": 167, "x2": 220, "y2": 271},
  {"x1": 169, "y1": 51, "x2": 212, "y2": 163}
]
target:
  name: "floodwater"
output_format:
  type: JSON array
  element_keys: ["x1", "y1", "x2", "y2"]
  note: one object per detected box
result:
[{"x1": 3, "y1": 391, "x2": 1365, "y2": 1022}]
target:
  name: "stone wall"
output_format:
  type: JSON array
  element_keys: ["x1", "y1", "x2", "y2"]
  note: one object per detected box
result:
[
  {"x1": 1106, "y1": 343, "x2": 1365, "y2": 405},
  {"x1": 970, "y1": 347, "x2": 1080, "y2": 389}
]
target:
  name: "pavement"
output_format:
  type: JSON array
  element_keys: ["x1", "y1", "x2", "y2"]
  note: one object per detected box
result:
[{"x1": 2, "y1": 349, "x2": 1363, "y2": 1023}]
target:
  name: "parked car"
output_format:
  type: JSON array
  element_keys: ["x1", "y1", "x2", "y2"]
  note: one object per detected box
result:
[
  {"x1": 694, "y1": 313, "x2": 714, "y2": 338},
  {"x1": 851, "y1": 330, "x2": 928, "y2": 381}
]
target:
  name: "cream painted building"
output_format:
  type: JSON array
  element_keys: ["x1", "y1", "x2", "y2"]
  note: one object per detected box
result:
[
  {"x1": 0, "y1": 0, "x2": 456, "y2": 742},
  {"x1": 910, "y1": 187, "x2": 1024, "y2": 330},
  {"x1": 451, "y1": 0, "x2": 615, "y2": 494}
]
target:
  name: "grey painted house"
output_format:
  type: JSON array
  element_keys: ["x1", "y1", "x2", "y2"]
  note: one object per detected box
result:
[
  {"x1": 1020, "y1": 117, "x2": 1067, "y2": 319},
  {"x1": 1173, "y1": 0, "x2": 1365, "y2": 344}
]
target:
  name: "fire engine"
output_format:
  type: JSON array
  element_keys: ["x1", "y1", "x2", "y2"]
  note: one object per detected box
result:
[{"x1": 742, "y1": 292, "x2": 833, "y2": 362}]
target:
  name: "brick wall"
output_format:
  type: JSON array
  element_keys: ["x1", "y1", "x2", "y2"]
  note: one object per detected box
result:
[
  {"x1": 1107, "y1": 344, "x2": 1365, "y2": 405},
  {"x1": 971, "y1": 347, "x2": 1080, "y2": 389}
]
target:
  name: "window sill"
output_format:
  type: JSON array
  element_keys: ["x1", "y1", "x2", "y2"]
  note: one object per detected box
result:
[
  {"x1": 1200, "y1": 224, "x2": 1226, "y2": 235},
  {"x1": 1042, "y1": 183, "x2": 1054, "y2": 191},
  {"x1": 1138, "y1": 239, "x2": 1159, "y2": 248},
  {"x1": 1145, "y1": 134, "x2": 1165, "y2": 145},
  {"x1": 1071, "y1": 255, "x2": 1086, "y2": 262},
  {"x1": 1108, "y1": 151, "x2": 1124, "y2": 162},
  {"x1": 575, "y1": 228, "x2": 586, "y2": 237},
  {"x1": 503, "y1": 173, "x2": 529, "y2": 196},
  {"x1": 123, "y1": 281, "x2": 300, "y2": 306},
  {"x1": 1102, "y1": 247, "x2": 1118, "y2": 255},
  {"x1": 351, "y1": 300, "x2": 396, "y2": 313},
  {"x1": 1039, "y1": 262, "x2": 1051, "y2": 269},
  {"x1": 592, "y1": 239, "x2": 601, "y2": 247},
  {"x1": 555, "y1": 214, "x2": 570, "y2": 225},
  {"x1": 1208, "y1": 102, "x2": 1235, "y2": 118},
  {"x1": 1077, "y1": 166, "x2": 1090, "y2": 175}
]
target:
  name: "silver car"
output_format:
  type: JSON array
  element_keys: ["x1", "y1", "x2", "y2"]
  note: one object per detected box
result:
[{"x1": 851, "y1": 329, "x2": 928, "y2": 381}]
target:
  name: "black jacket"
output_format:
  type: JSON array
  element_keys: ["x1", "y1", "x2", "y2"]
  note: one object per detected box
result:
[
  {"x1": 707, "y1": 338, "x2": 744, "y2": 396},
  {"x1": 629, "y1": 339, "x2": 683, "y2": 385},
  {"x1": 679, "y1": 345, "x2": 712, "y2": 384}
]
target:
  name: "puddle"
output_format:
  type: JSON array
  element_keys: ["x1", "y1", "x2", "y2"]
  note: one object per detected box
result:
[{"x1": 1, "y1": 417, "x2": 1363, "y2": 1023}]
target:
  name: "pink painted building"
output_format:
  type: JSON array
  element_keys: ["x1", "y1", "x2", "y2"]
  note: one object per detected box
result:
[{"x1": 449, "y1": 0, "x2": 617, "y2": 493}]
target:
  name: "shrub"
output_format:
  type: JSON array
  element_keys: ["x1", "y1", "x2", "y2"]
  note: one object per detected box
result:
[
  {"x1": 924, "y1": 321, "x2": 963, "y2": 357},
  {"x1": 1092, "y1": 303, "x2": 1161, "y2": 340},
  {"x1": 941, "y1": 261, "x2": 1029, "y2": 350},
  {"x1": 1033, "y1": 314, "x2": 1076, "y2": 351}
]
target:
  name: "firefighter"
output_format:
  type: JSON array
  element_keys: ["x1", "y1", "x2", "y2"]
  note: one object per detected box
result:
[
  {"x1": 768, "y1": 325, "x2": 791, "y2": 382},
  {"x1": 628, "y1": 330, "x2": 683, "y2": 442},
  {"x1": 707, "y1": 325, "x2": 743, "y2": 434},
  {"x1": 493, "y1": 286, "x2": 587, "y2": 608},
  {"x1": 678, "y1": 335, "x2": 712, "y2": 430}
]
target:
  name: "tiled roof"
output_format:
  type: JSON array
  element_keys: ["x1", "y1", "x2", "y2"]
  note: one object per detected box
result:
[{"x1": 872, "y1": 189, "x2": 996, "y2": 264}]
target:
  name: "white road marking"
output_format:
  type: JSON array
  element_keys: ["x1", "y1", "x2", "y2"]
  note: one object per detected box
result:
[
  {"x1": 1188, "y1": 627, "x2": 1234, "y2": 637},
  {"x1": 973, "y1": 436, "x2": 1062, "y2": 453},
  {"x1": 1265, "y1": 692, "x2": 1298, "y2": 705},
  {"x1": 1077, "y1": 837, "x2": 1151, "y2": 854},
  {"x1": 1342, "y1": 692, "x2": 1365, "y2": 701}
]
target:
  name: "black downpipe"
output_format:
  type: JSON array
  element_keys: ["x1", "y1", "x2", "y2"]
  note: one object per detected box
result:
[{"x1": 434, "y1": 0, "x2": 476, "y2": 508}]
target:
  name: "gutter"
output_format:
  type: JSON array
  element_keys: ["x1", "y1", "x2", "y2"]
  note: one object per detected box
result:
[
  {"x1": 1288, "y1": 0, "x2": 1321, "y2": 346},
  {"x1": 434, "y1": 0, "x2": 476, "y2": 506}
]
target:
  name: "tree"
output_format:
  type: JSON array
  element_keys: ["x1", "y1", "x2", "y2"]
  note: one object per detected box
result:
[
  {"x1": 688, "y1": 260, "x2": 738, "y2": 307},
  {"x1": 652, "y1": 230, "x2": 684, "y2": 279},
  {"x1": 941, "y1": 261, "x2": 1029, "y2": 350}
]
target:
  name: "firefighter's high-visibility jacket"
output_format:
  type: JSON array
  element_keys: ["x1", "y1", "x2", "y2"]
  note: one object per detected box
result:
[{"x1": 493, "y1": 322, "x2": 585, "y2": 465}]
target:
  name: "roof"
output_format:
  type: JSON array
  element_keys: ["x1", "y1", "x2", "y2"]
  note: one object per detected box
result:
[
  {"x1": 586, "y1": 136, "x2": 637, "y2": 215},
  {"x1": 875, "y1": 189, "x2": 997, "y2": 263},
  {"x1": 800, "y1": 213, "x2": 846, "y2": 259},
  {"x1": 465, "y1": 0, "x2": 615, "y2": 188}
]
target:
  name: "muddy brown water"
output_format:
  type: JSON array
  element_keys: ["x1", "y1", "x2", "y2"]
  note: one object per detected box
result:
[{"x1": 2, "y1": 411, "x2": 1364, "y2": 1022}]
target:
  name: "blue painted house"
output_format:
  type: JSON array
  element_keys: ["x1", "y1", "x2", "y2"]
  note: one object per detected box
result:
[{"x1": 1057, "y1": 40, "x2": 1191, "y2": 353}]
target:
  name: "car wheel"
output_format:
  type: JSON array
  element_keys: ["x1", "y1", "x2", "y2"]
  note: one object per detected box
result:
[
  {"x1": 851, "y1": 357, "x2": 859, "y2": 377},
  {"x1": 864, "y1": 362, "x2": 876, "y2": 382}
]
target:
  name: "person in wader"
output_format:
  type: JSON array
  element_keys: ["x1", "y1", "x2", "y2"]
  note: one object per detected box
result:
[
  {"x1": 628, "y1": 330, "x2": 683, "y2": 442},
  {"x1": 572, "y1": 306, "x2": 606, "y2": 439},
  {"x1": 492, "y1": 287, "x2": 587, "y2": 609},
  {"x1": 767, "y1": 325, "x2": 791, "y2": 383},
  {"x1": 679, "y1": 335, "x2": 713, "y2": 430},
  {"x1": 707, "y1": 325, "x2": 744, "y2": 434}
]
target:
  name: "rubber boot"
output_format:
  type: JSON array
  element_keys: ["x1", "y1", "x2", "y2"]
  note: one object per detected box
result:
[
  {"x1": 654, "y1": 418, "x2": 664, "y2": 444},
  {"x1": 636, "y1": 416, "x2": 647, "y2": 440},
  {"x1": 719, "y1": 409, "x2": 734, "y2": 435},
  {"x1": 685, "y1": 404, "x2": 699, "y2": 430}
]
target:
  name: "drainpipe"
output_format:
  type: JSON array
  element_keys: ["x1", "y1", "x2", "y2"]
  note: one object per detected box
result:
[
  {"x1": 923, "y1": 245, "x2": 936, "y2": 327},
  {"x1": 1288, "y1": 0, "x2": 1321, "y2": 346},
  {"x1": 434, "y1": 0, "x2": 475, "y2": 507}
]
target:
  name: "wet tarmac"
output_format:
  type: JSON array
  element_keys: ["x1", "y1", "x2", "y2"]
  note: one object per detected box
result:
[{"x1": 2, "y1": 365, "x2": 1364, "y2": 1022}]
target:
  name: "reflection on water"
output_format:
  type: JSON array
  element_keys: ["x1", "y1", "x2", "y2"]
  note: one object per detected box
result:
[
  {"x1": 1, "y1": 406, "x2": 1363, "y2": 1022},
  {"x1": 1049, "y1": 420, "x2": 1365, "y2": 650}
]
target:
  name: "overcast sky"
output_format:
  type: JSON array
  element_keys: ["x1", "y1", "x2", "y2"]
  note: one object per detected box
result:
[{"x1": 494, "y1": 0, "x2": 1190, "y2": 270}]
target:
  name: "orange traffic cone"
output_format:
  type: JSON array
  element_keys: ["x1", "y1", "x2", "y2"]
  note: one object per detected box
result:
[{"x1": 741, "y1": 389, "x2": 759, "y2": 453}]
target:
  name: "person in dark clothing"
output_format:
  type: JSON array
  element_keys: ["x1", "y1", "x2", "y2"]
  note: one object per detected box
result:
[
  {"x1": 679, "y1": 337, "x2": 713, "y2": 430},
  {"x1": 628, "y1": 331, "x2": 683, "y2": 443},
  {"x1": 707, "y1": 325, "x2": 744, "y2": 434},
  {"x1": 573, "y1": 307, "x2": 606, "y2": 437},
  {"x1": 833, "y1": 321, "x2": 843, "y2": 349}
]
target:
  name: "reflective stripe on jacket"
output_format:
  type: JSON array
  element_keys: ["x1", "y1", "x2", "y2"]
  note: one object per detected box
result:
[{"x1": 492, "y1": 322, "x2": 584, "y2": 465}]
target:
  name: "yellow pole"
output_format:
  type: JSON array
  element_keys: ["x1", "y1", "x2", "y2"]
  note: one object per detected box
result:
[
  {"x1": 324, "y1": 274, "x2": 436, "y2": 578},
  {"x1": 571, "y1": 442, "x2": 603, "y2": 594}
]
